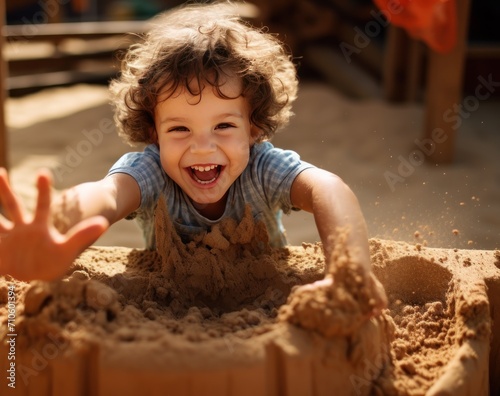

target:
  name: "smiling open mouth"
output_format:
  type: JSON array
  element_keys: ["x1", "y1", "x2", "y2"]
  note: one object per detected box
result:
[{"x1": 189, "y1": 164, "x2": 222, "y2": 185}]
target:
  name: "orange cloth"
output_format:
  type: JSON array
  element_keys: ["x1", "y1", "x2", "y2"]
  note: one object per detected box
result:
[{"x1": 374, "y1": 0, "x2": 457, "y2": 52}]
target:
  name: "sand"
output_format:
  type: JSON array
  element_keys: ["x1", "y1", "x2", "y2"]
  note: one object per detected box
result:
[{"x1": 1, "y1": 196, "x2": 498, "y2": 395}]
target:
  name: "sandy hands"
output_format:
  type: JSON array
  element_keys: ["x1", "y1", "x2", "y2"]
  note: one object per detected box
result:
[
  {"x1": 0, "y1": 169, "x2": 108, "y2": 281},
  {"x1": 280, "y1": 252, "x2": 388, "y2": 338}
]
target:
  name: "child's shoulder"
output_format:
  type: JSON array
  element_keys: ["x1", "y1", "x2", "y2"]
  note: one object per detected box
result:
[
  {"x1": 251, "y1": 141, "x2": 300, "y2": 159},
  {"x1": 250, "y1": 141, "x2": 306, "y2": 172}
]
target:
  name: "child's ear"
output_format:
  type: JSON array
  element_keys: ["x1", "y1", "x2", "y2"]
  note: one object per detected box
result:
[
  {"x1": 250, "y1": 124, "x2": 262, "y2": 144},
  {"x1": 150, "y1": 127, "x2": 158, "y2": 144}
]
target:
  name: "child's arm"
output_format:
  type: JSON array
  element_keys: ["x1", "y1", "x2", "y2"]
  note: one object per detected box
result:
[
  {"x1": 291, "y1": 168, "x2": 370, "y2": 270},
  {"x1": 0, "y1": 168, "x2": 140, "y2": 281},
  {"x1": 290, "y1": 167, "x2": 387, "y2": 314}
]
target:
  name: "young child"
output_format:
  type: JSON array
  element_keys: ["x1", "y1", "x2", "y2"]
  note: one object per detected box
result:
[{"x1": 0, "y1": 1, "x2": 385, "y2": 313}]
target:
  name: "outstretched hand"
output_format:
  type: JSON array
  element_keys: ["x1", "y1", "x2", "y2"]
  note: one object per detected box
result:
[{"x1": 0, "y1": 168, "x2": 109, "y2": 281}]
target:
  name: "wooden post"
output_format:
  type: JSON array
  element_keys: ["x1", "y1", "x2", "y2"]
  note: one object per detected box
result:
[
  {"x1": 423, "y1": 0, "x2": 471, "y2": 163},
  {"x1": 0, "y1": 0, "x2": 8, "y2": 169},
  {"x1": 383, "y1": 26, "x2": 425, "y2": 103},
  {"x1": 382, "y1": 25, "x2": 406, "y2": 102}
]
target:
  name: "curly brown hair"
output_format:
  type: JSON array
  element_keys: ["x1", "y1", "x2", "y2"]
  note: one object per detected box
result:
[{"x1": 109, "y1": 1, "x2": 298, "y2": 146}]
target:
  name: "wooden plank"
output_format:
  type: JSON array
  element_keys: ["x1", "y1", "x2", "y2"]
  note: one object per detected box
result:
[
  {"x1": 467, "y1": 44, "x2": 500, "y2": 58},
  {"x1": 0, "y1": 0, "x2": 8, "y2": 169},
  {"x1": 423, "y1": 0, "x2": 472, "y2": 163},
  {"x1": 2, "y1": 20, "x2": 149, "y2": 43},
  {"x1": 7, "y1": 70, "x2": 115, "y2": 92},
  {"x1": 7, "y1": 49, "x2": 120, "y2": 76}
]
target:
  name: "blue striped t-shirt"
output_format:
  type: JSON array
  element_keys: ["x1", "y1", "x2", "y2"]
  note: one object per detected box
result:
[{"x1": 107, "y1": 141, "x2": 315, "y2": 248}]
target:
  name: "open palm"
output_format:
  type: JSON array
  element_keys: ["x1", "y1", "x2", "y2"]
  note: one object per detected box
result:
[{"x1": 0, "y1": 169, "x2": 108, "y2": 281}]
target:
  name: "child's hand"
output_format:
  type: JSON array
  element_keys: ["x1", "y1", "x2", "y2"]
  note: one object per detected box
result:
[
  {"x1": 294, "y1": 271, "x2": 387, "y2": 319},
  {"x1": 0, "y1": 168, "x2": 108, "y2": 281},
  {"x1": 281, "y1": 271, "x2": 388, "y2": 338}
]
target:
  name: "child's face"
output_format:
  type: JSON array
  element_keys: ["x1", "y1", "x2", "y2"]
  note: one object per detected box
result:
[{"x1": 154, "y1": 77, "x2": 256, "y2": 210}]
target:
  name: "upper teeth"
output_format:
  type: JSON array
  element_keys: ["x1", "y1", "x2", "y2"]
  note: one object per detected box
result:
[{"x1": 191, "y1": 165, "x2": 217, "y2": 172}]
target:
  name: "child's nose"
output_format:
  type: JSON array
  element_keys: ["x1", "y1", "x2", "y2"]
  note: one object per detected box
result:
[{"x1": 190, "y1": 131, "x2": 216, "y2": 153}]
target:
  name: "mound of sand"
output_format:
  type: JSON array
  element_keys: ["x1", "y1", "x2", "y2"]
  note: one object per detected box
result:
[{"x1": 0, "y1": 198, "x2": 498, "y2": 395}]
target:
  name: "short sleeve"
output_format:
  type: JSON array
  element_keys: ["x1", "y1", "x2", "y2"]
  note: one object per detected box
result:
[
  {"x1": 107, "y1": 144, "x2": 166, "y2": 214},
  {"x1": 249, "y1": 142, "x2": 315, "y2": 214}
]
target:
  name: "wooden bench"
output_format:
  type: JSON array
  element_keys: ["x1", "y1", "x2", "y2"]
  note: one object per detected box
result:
[
  {"x1": 3, "y1": 19, "x2": 148, "y2": 93},
  {"x1": 0, "y1": 16, "x2": 148, "y2": 168}
]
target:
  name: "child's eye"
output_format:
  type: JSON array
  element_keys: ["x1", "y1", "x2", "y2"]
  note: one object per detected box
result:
[
  {"x1": 216, "y1": 123, "x2": 235, "y2": 130},
  {"x1": 167, "y1": 126, "x2": 189, "y2": 132}
]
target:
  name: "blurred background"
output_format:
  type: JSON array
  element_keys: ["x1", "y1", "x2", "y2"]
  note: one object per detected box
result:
[
  {"x1": 1, "y1": 0, "x2": 499, "y2": 250},
  {"x1": 3, "y1": 0, "x2": 500, "y2": 98}
]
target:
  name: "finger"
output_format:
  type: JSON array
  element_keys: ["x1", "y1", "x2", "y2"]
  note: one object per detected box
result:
[
  {"x1": 0, "y1": 168, "x2": 24, "y2": 224},
  {"x1": 63, "y1": 216, "x2": 109, "y2": 254},
  {"x1": 33, "y1": 169, "x2": 53, "y2": 223},
  {"x1": 0, "y1": 217, "x2": 11, "y2": 232}
]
